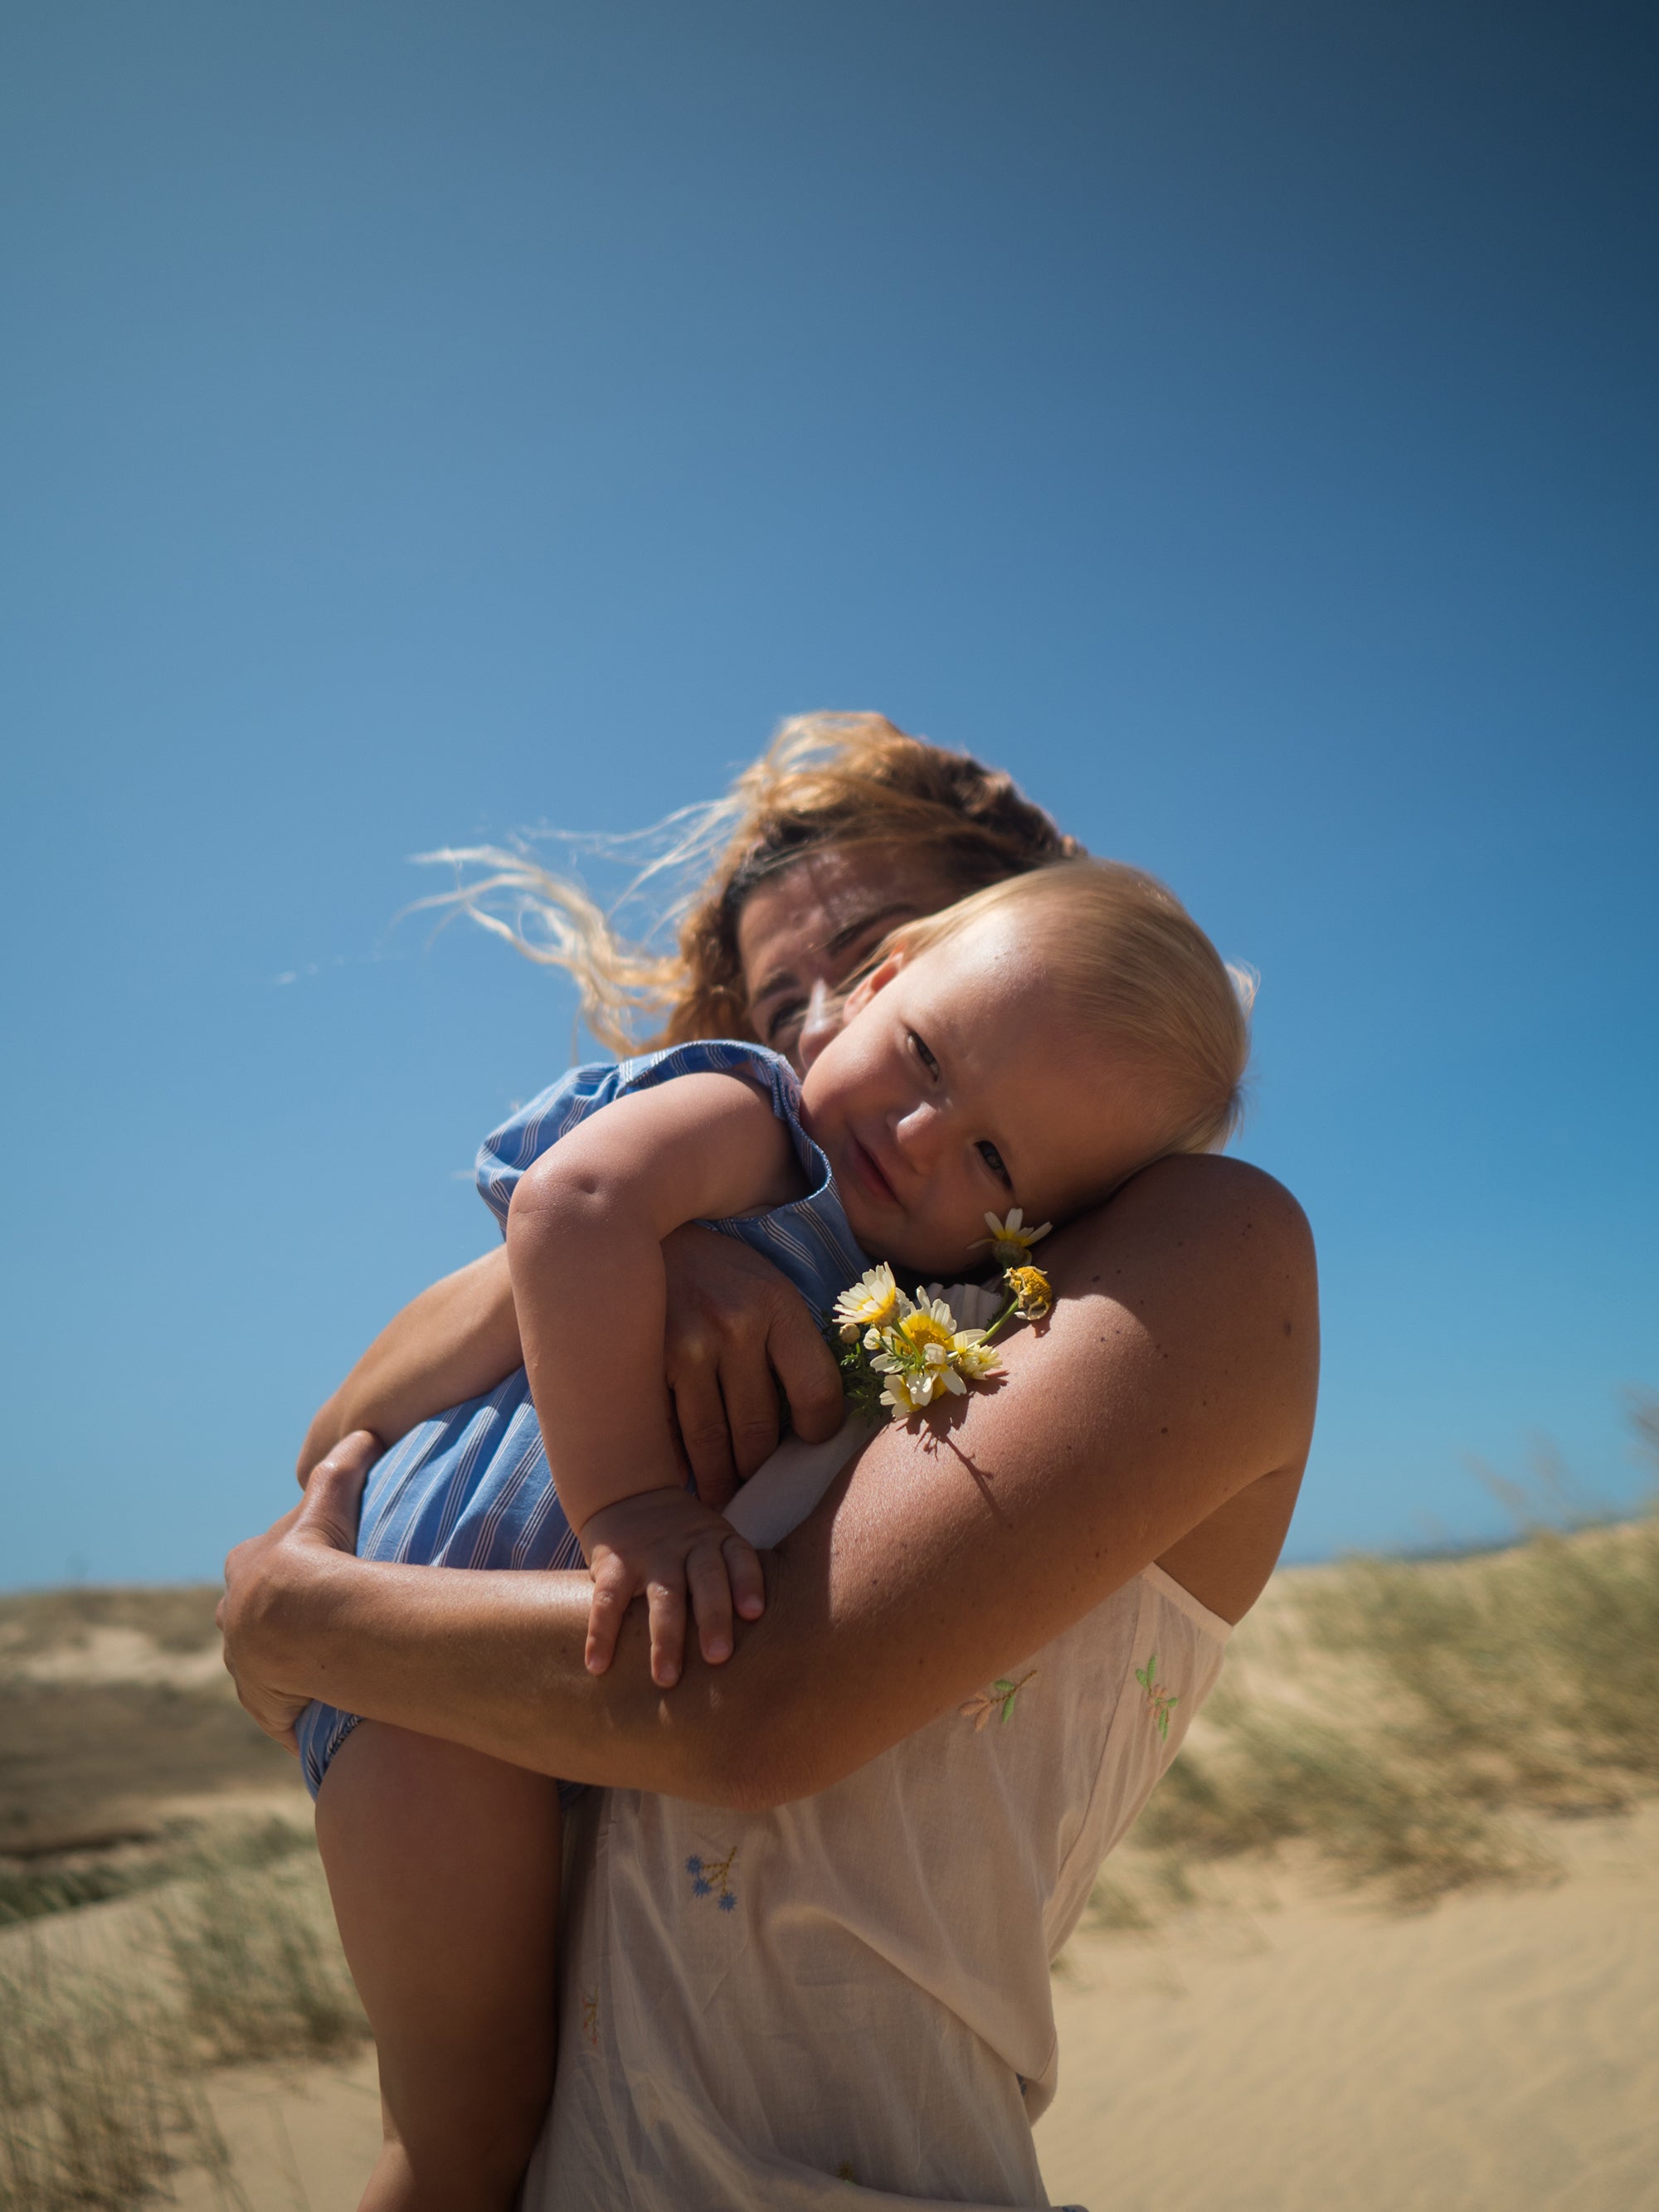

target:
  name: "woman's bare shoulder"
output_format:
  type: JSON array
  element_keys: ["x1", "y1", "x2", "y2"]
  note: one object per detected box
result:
[
  {"x1": 1069, "y1": 1151, "x2": 1316, "y2": 1277},
  {"x1": 1054, "y1": 1154, "x2": 1318, "y2": 1624},
  {"x1": 706, "y1": 1154, "x2": 1319, "y2": 1805}
]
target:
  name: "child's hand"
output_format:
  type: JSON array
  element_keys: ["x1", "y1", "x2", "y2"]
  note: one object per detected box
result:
[{"x1": 579, "y1": 1490, "x2": 766, "y2": 1688}]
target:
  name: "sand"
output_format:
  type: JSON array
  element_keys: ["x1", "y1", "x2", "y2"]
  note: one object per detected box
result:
[
  {"x1": 7, "y1": 1580, "x2": 1657, "y2": 2210},
  {"x1": 143, "y1": 1804, "x2": 1659, "y2": 2211},
  {"x1": 1041, "y1": 1804, "x2": 1659, "y2": 2212}
]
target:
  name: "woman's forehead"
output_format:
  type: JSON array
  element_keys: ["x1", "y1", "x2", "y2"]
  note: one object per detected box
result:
[{"x1": 737, "y1": 846, "x2": 952, "y2": 994}]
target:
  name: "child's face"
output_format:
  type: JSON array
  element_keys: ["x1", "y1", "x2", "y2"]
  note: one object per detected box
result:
[{"x1": 799, "y1": 909, "x2": 1169, "y2": 1276}]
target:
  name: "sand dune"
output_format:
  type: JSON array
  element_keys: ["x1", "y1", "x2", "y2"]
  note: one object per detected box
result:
[
  {"x1": 1042, "y1": 1805, "x2": 1659, "y2": 2211},
  {"x1": 4, "y1": 1557, "x2": 1656, "y2": 2210},
  {"x1": 144, "y1": 1806, "x2": 1659, "y2": 2212}
]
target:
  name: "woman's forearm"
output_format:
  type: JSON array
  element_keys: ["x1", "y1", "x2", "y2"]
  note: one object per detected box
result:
[
  {"x1": 238, "y1": 1156, "x2": 1318, "y2": 1808},
  {"x1": 239, "y1": 1531, "x2": 767, "y2": 1802},
  {"x1": 297, "y1": 1247, "x2": 522, "y2": 1483}
]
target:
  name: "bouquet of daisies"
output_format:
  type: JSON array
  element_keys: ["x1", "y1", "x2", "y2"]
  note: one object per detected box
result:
[{"x1": 829, "y1": 1212, "x2": 1055, "y2": 1422}]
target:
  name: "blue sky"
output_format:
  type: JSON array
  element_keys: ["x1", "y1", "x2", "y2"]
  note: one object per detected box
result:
[{"x1": 2, "y1": 0, "x2": 1655, "y2": 1587}]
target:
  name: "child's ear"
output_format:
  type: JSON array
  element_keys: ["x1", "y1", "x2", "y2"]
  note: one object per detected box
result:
[
  {"x1": 800, "y1": 948, "x2": 909, "y2": 1072},
  {"x1": 839, "y1": 948, "x2": 907, "y2": 1023}
]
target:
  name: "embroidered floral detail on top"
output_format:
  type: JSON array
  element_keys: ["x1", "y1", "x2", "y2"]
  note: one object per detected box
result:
[
  {"x1": 959, "y1": 1668, "x2": 1039, "y2": 1729},
  {"x1": 685, "y1": 1848, "x2": 739, "y2": 1910},
  {"x1": 1136, "y1": 1653, "x2": 1178, "y2": 1741}
]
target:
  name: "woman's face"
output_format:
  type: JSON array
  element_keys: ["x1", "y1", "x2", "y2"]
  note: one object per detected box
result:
[{"x1": 736, "y1": 844, "x2": 969, "y2": 1071}]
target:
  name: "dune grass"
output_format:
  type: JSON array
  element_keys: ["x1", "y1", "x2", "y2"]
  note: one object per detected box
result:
[
  {"x1": 0, "y1": 1817, "x2": 313, "y2": 1932},
  {"x1": 1116, "y1": 1421, "x2": 1659, "y2": 1911},
  {"x1": 0, "y1": 1831, "x2": 367, "y2": 2211},
  {"x1": 0, "y1": 1587, "x2": 225, "y2": 1662}
]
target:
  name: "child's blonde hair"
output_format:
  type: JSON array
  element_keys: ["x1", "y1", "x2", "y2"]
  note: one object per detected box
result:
[{"x1": 891, "y1": 859, "x2": 1255, "y2": 1158}]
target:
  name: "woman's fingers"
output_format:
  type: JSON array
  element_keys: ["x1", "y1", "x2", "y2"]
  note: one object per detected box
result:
[
  {"x1": 667, "y1": 1352, "x2": 741, "y2": 1508},
  {"x1": 713, "y1": 1346, "x2": 784, "y2": 1485},
  {"x1": 662, "y1": 1226, "x2": 847, "y2": 1495},
  {"x1": 765, "y1": 1293, "x2": 844, "y2": 1446},
  {"x1": 297, "y1": 1430, "x2": 382, "y2": 1552}
]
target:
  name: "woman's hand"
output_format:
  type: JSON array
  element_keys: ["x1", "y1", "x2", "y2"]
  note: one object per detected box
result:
[
  {"x1": 660, "y1": 1226, "x2": 844, "y2": 1509},
  {"x1": 220, "y1": 1430, "x2": 381, "y2": 1748}
]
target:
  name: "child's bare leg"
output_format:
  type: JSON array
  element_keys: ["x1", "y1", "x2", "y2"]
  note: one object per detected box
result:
[{"x1": 314, "y1": 1720, "x2": 562, "y2": 2212}]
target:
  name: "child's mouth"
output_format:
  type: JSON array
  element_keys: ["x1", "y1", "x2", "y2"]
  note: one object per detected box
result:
[{"x1": 845, "y1": 1135, "x2": 898, "y2": 1208}]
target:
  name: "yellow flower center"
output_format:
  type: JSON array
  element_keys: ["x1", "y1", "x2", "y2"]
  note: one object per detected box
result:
[
  {"x1": 898, "y1": 1310, "x2": 956, "y2": 1353},
  {"x1": 1006, "y1": 1266, "x2": 1052, "y2": 1315}
]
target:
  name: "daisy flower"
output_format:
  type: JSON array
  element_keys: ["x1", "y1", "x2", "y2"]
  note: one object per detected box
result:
[
  {"x1": 951, "y1": 1330, "x2": 1000, "y2": 1381},
  {"x1": 894, "y1": 1296, "x2": 959, "y2": 1356},
  {"x1": 831, "y1": 1262, "x2": 905, "y2": 1343},
  {"x1": 978, "y1": 1209, "x2": 1053, "y2": 1267}
]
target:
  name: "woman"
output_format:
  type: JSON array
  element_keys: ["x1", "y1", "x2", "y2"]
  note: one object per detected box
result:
[{"x1": 221, "y1": 716, "x2": 1318, "y2": 2210}]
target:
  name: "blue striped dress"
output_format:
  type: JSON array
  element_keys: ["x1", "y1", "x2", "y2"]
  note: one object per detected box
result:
[{"x1": 295, "y1": 1040, "x2": 868, "y2": 1798}]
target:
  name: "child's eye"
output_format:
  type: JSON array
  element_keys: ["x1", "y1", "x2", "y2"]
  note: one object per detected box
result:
[
  {"x1": 766, "y1": 999, "x2": 806, "y2": 1045},
  {"x1": 977, "y1": 1140, "x2": 1010, "y2": 1184},
  {"x1": 909, "y1": 1030, "x2": 941, "y2": 1077}
]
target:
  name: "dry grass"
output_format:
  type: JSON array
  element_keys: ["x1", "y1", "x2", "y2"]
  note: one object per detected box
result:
[
  {"x1": 1112, "y1": 1408, "x2": 1659, "y2": 1913},
  {"x1": 0, "y1": 1587, "x2": 224, "y2": 1662},
  {"x1": 0, "y1": 1835, "x2": 367, "y2": 2211},
  {"x1": 0, "y1": 1819, "x2": 311, "y2": 1933}
]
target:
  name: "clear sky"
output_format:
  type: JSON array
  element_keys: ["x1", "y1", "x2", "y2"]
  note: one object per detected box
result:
[{"x1": 2, "y1": 1, "x2": 1655, "y2": 1588}]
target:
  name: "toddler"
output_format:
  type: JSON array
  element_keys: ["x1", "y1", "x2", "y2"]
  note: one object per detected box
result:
[{"x1": 300, "y1": 858, "x2": 1249, "y2": 2210}]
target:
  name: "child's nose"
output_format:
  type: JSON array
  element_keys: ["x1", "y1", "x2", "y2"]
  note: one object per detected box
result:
[{"x1": 893, "y1": 1100, "x2": 947, "y2": 1168}]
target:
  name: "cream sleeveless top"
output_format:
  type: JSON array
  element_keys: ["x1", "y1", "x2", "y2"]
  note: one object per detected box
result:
[{"x1": 524, "y1": 1407, "x2": 1232, "y2": 2211}]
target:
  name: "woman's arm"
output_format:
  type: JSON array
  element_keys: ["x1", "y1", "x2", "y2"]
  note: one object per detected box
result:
[
  {"x1": 296, "y1": 1248, "x2": 522, "y2": 1484},
  {"x1": 233, "y1": 1156, "x2": 1316, "y2": 1806},
  {"x1": 295, "y1": 1232, "x2": 844, "y2": 1499},
  {"x1": 296, "y1": 1247, "x2": 522, "y2": 1486}
]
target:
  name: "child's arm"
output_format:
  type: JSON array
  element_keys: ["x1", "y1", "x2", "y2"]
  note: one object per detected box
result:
[{"x1": 504, "y1": 1071, "x2": 808, "y2": 1687}]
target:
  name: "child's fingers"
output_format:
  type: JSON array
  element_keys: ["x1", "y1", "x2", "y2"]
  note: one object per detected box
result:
[
  {"x1": 584, "y1": 1562, "x2": 633, "y2": 1676},
  {"x1": 645, "y1": 1576, "x2": 689, "y2": 1691},
  {"x1": 722, "y1": 1533, "x2": 766, "y2": 1623},
  {"x1": 685, "y1": 1542, "x2": 735, "y2": 1667}
]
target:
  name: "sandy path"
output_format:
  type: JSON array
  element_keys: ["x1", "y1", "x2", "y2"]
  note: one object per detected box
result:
[
  {"x1": 164, "y1": 2047, "x2": 382, "y2": 2212},
  {"x1": 1039, "y1": 1806, "x2": 1659, "y2": 2212}
]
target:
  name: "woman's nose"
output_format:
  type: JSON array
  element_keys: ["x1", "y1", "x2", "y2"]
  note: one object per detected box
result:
[{"x1": 795, "y1": 980, "x2": 840, "y2": 1072}]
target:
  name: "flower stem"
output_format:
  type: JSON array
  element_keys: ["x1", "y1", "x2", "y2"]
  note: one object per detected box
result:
[{"x1": 979, "y1": 1294, "x2": 1020, "y2": 1345}]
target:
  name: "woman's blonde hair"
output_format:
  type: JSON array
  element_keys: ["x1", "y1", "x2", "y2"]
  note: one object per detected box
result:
[
  {"x1": 415, "y1": 712, "x2": 1081, "y2": 1053},
  {"x1": 891, "y1": 860, "x2": 1255, "y2": 1157}
]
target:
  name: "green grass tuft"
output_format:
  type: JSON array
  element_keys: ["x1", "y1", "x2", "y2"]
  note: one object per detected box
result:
[
  {"x1": 0, "y1": 1833, "x2": 365, "y2": 2210},
  {"x1": 1122, "y1": 1465, "x2": 1659, "y2": 1910}
]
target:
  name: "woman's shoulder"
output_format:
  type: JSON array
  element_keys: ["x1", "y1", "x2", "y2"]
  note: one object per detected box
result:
[
  {"x1": 1044, "y1": 1153, "x2": 1316, "y2": 1398},
  {"x1": 1046, "y1": 1154, "x2": 1316, "y2": 1623},
  {"x1": 1075, "y1": 1153, "x2": 1315, "y2": 1276}
]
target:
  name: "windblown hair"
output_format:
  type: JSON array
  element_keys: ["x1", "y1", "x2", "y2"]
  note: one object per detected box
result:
[
  {"x1": 415, "y1": 713, "x2": 1081, "y2": 1053},
  {"x1": 892, "y1": 861, "x2": 1256, "y2": 1157}
]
